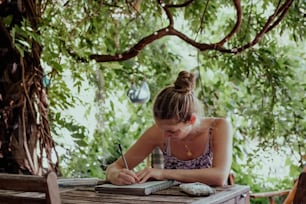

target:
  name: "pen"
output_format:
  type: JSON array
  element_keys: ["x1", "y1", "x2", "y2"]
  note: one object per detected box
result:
[{"x1": 118, "y1": 143, "x2": 129, "y2": 170}]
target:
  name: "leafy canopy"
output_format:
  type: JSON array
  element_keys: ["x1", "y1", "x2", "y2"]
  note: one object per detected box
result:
[{"x1": 37, "y1": 0, "x2": 305, "y2": 195}]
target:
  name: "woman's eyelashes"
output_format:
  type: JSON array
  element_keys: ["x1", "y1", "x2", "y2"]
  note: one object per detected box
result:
[{"x1": 165, "y1": 129, "x2": 180, "y2": 136}]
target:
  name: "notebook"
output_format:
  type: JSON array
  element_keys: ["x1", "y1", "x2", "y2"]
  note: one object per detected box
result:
[
  {"x1": 95, "y1": 180, "x2": 176, "y2": 195},
  {"x1": 57, "y1": 177, "x2": 103, "y2": 187}
]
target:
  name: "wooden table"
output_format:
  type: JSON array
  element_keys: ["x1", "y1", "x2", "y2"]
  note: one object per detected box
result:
[{"x1": 60, "y1": 184, "x2": 250, "y2": 204}]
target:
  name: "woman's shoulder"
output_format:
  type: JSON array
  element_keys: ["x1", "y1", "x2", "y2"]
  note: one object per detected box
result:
[
  {"x1": 207, "y1": 117, "x2": 232, "y2": 138},
  {"x1": 201, "y1": 117, "x2": 231, "y2": 128},
  {"x1": 141, "y1": 124, "x2": 164, "y2": 143}
]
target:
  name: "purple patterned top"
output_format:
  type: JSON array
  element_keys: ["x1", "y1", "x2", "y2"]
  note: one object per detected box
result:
[{"x1": 162, "y1": 121, "x2": 215, "y2": 169}]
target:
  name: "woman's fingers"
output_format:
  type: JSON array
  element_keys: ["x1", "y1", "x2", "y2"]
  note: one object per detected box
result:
[
  {"x1": 136, "y1": 168, "x2": 147, "y2": 178},
  {"x1": 118, "y1": 169, "x2": 139, "y2": 185},
  {"x1": 139, "y1": 175, "x2": 150, "y2": 183},
  {"x1": 136, "y1": 167, "x2": 164, "y2": 183},
  {"x1": 136, "y1": 168, "x2": 152, "y2": 183}
]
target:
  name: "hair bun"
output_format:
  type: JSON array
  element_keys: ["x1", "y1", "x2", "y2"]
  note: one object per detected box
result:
[{"x1": 174, "y1": 71, "x2": 195, "y2": 94}]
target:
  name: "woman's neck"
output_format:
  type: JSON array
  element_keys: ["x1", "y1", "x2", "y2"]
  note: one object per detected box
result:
[{"x1": 183, "y1": 118, "x2": 208, "y2": 142}]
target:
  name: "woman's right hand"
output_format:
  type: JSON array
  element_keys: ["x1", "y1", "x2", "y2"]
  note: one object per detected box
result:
[{"x1": 106, "y1": 163, "x2": 139, "y2": 185}]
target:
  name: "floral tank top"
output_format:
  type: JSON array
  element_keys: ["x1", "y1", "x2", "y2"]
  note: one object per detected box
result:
[{"x1": 162, "y1": 120, "x2": 215, "y2": 169}]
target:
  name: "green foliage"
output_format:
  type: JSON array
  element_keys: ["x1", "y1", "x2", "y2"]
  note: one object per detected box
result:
[
  {"x1": 9, "y1": 18, "x2": 40, "y2": 56},
  {"x1": 32, "y1": 2, "x2": 306, "y2": 203}
]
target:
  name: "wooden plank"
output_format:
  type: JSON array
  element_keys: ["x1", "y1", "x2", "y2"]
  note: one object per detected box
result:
[
  {"x1": 61, "y1": 190, "x2": 188, "y2": 203},
  {"x1": 192, "y1": 185, "x2": 250, "y2": 204},
  {"x1": 0, "y1": 195, "x2": 45, "y2": 204},
  {"x1": 0, "y1": 189, "x2": 45, "y2": 204},
  {"x1": 0, "y1": 190, "x2": 20, "y2": 196},
  {"x1": 61, "y1": 187, "x2": 192, "y2": 203},
  {"x1": 63, "y1": 200, "x2": 105, "y2": 204},
  {"x1": 0, "y1": 174, "x2": 47, "y2": 192},
  {"x1": 46, "y1": 171, "x2": 62, "y2": 204},
  {"x1": 60, "y1": 185, "x2": 250, "y2": 204},
  {"x1": 0, "y1": 172, "x2": 60, "y2": 204},
  {"x1": 250, "y1": 189, "x2": 290, "y2": 198}
]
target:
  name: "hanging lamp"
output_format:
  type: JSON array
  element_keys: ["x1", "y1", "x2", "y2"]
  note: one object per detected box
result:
[{"x1": 127, "y1": 78, "x2": 150, "y2": 104}]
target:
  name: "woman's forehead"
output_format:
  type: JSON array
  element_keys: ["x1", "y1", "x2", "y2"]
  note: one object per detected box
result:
[
  {"x1": 155, "y1": 118, "x2": 176, "y2": 125},
  {"x1": 155, "y1": 119, "x2": 184, "y2": 129}
]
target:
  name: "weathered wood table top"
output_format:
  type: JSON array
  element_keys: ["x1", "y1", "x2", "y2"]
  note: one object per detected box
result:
[{"x1": 60, "y1": 184, "x2": 250, "y2": 204}]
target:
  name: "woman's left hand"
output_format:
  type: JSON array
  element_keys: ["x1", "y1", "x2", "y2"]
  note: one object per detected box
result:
[{"x1": 136, "y1": 167, "x2": 164, "y2": 183}]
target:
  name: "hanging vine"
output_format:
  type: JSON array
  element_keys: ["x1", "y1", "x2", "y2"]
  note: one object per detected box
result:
[{"x1": 0, "y1": 0, "x2": 59, "y2": 175}]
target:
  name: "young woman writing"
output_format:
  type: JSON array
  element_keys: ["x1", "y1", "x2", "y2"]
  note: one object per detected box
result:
[{"x1": 106, "y1": 70, "x2": 233, "y2": 186}]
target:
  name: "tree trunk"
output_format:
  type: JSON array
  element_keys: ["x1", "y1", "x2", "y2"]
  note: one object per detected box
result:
[{"x1": 0, "y1": 0, "x2": 58, "y2": 175}]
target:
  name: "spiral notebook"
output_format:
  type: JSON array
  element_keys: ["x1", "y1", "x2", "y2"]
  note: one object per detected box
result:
[{"x1": 95, "y1": 180, "x2": 176, "y2": 196}]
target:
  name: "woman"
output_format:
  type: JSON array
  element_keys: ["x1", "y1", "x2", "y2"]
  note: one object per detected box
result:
[{"x1": 106, "y1": 71, "x2": 233, "y2": 186}]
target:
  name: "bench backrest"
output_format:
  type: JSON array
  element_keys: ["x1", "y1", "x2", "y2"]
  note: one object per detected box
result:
[{"x1": 0, "y1": 171, "x2": 61, "y2": 204}]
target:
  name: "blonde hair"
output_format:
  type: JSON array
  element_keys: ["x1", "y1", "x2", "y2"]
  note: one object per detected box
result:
[{"x1": 153, "y1": 71, "x2": 203, "y2": 122}]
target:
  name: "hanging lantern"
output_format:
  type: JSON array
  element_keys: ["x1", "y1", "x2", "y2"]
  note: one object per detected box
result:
[{"x1": 127, "y1": 80, "x2": 150, "y2": 104}]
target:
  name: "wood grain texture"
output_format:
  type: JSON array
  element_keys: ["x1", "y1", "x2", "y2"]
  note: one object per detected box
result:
[
  {"x1": 0, "y1": 172, "x2": 61, "y2": 204},
  {"x1": 60, "y1": 184, "x2": 250, "y2": 204}
]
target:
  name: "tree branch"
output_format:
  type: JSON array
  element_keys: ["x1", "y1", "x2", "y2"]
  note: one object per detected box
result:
[
  {"x1": 89, "y1": 0, "x2": 294, "y2": 62},
  {"x1": 216, "y1": 0, "x2": 242, "y2": 46},
  {"x1": 266, "y1": 0, "x2": 294, "y2": 33},
  {"x1": 90, "y1": 27, "x2": 172, "y2": 62},
  {"x1": 233, "y1": 0, "x2": 293, "y2": 53},
  {"x1": 159, "y1": 0, "x2": 174, "y2": 27},
  {"x1": 166, "y1": 0, "x2": 194, "y2": 8}
]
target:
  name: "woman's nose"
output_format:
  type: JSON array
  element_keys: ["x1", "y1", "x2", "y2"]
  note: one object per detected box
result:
[{"x1": 164, "y1": 132, "x2": 172, "y2": 138}]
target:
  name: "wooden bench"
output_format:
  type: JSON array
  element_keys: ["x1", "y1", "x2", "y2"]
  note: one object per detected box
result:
[
  {"x1": 250, "y1": 189, "x2": 290, "y2": 204},
  {"x1": 251, "y1": 171, "x2": 306, "y2": 204},
  {"x1": 0, "y1": 171, "x2": 61, "y2": 204}
]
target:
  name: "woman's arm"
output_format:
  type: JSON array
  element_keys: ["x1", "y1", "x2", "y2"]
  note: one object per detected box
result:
[
  {"x1": 105, "y1": 124, "x2": 163, "y2": 185},
  {"x1": 164, "y1": 118, "x2": 232, "y2": 185},
  {"x1": 136, "y1": 118, "x2": 233, "y2": 186}
]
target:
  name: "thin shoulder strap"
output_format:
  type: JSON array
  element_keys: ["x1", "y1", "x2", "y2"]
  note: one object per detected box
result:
[
  {"x1": 207, "y1": 119, "x2": 217, "y2": 152},
  {"x1": 208, "y1": 119, "x2": 216, "y2": 138}
]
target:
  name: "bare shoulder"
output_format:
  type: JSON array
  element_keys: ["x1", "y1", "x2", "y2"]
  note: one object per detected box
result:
[
  {"x1": 213, "y1": 118, "x2": 232, "y2": 139},
  {"x1": 202, "y1": 117, "x2": 231, "y2": 126},
  {"x1": 202, "y1": 117, "x2": 232, "y2": 135},
  {"x1": 139, "y1": 124, "x2": 164, "y2": 145},
  {"x1": 214, "y1": 117, "x2": 231, "y2": 127}
]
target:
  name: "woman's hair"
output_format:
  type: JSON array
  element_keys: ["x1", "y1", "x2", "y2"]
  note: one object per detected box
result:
[{"x1": 153, "y1": 71, "x2": 203, "y2": 122}]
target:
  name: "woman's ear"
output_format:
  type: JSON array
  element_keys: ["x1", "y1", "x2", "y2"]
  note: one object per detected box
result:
[{"x1": 190, "y1": 114, "x2": 196, "y2": 125}]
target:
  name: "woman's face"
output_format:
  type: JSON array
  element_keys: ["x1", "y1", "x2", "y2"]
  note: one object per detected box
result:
[{"x1": 155, "y1": 118, "x2": 193, "y2": 140}]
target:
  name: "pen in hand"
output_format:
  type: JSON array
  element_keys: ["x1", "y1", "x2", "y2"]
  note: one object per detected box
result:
[{"x1": 118, "y1": 143, "x2": 129, "y2": 170}]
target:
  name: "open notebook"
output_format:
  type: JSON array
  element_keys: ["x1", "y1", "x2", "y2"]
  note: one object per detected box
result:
[{"x1": 95, "y1": 180, "x2": 177, "y2": 195}]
